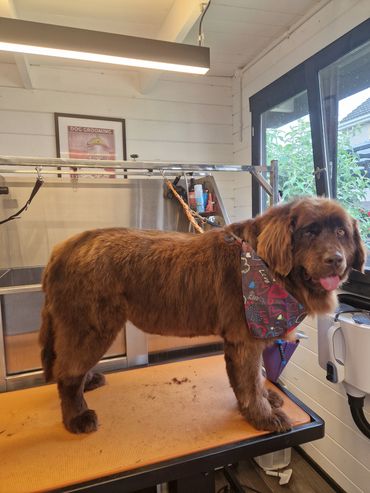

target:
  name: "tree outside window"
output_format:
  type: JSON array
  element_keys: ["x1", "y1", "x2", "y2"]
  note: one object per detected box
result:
[{"x1": 266, "y1": 116, "x2": 370, "y2": 247}]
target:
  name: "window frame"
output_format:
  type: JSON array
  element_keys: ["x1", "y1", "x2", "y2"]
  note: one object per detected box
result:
[{"x1": 249, "y1": 18, "x2": 370, "y2": 296}]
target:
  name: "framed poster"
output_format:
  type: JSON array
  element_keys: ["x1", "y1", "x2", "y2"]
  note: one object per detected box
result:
[{"x1": 54, "y1": 113, "x2": 126, "y2": 178}]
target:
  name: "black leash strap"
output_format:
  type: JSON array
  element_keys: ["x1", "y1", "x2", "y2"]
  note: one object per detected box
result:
[{"x1": 0, "y1": 176, "x2": 44, "y2": 225}]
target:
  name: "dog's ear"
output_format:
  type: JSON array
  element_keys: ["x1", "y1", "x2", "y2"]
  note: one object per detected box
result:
[
  {"x1": 256, "y1": 206, "x2": 294, "y2": 276},
  {"x1": 351, "y1": 219, "x2": 366, "y2": 273}
]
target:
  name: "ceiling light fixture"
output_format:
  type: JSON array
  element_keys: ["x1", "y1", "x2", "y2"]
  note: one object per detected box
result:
[{"x1": 0, "y1": 17, "x2": 210, "y2": 75}]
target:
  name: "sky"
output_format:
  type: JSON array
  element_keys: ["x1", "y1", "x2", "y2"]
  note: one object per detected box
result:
[{"x1": 338, "y1": 87, "x2": 370, "y2": 121}]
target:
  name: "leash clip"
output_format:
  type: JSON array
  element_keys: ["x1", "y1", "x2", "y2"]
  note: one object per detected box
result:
[{"x1": 35, "y1": 166, "x2": 44, "y2": 182}]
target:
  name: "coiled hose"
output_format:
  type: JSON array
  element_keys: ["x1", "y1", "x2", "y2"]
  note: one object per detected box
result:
[{"x1": 347, "y1": 394, "x2": 370, "y2": 439}]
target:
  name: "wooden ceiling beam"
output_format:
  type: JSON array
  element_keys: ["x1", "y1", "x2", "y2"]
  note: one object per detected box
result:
[
  {"x1": 138, "y1": 0, "x2": 206, "y2": 93},
  {"x1": 0, "y1": 0, "x2": 34, "y2": 89}
]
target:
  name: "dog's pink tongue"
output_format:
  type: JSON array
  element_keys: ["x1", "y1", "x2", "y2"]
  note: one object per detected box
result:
[{"x1": 319, "y1": 275, "x2": 340, "y2": 291}]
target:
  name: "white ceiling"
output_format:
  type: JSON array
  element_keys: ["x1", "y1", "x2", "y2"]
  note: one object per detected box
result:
[{"x1": 0, "y1": 0, "x2": 323, "y2": 77}]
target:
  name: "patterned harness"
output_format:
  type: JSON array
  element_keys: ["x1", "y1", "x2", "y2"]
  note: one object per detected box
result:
[{"x1": 230, "y1": 236, "x2": 306, "y2": 339}]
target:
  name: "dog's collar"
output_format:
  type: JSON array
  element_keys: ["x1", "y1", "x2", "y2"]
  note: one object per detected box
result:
[{"x1": 228, "y1": 236, "x2": 307, "y2": 339}]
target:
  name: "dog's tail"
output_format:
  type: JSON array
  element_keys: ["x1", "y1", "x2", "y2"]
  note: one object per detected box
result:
[{"x1": 39, "y1": 301, "x2": 56, "y2": 382}]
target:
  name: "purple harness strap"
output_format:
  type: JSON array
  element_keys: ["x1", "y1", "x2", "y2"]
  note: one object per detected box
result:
[{"x1": 239, "y1": 240, "x2": 306, "y2": 339}]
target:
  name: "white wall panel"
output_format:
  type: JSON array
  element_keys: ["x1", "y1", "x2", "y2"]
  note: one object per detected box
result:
[
  {"x1": 0, "y1": 65, "x2": 236, "y2": 216},
  {"x1": 233, "y1": 146, "x2": 250, "y2": 166},
  {"x1": 125, "y1": 141, "x2": 234, "y2": 162},
  {"x1": 0, "y1": 87, "x2": 232, "y2": 125},
  {"x1": 128, "y1": 120, "x2": 232, "y2": 144},
  {"x1": 29, "y1": 67, "x2": 233, "y2": 106},
  {"x1": 0, "y1": 63, "x2": 22, "y2": 87},
  {"x1": 0, "y1": 134, "x2": 56, "y2": 157},
  {"x1": 302, "y1": 442, "x2": 362, "y2": 493},
  {"x1": 0, "y1": 111, "x2": 232, "y2": 147},
  {"x1": 0, "y1": 110, "x2": 54, "y2": 136}
]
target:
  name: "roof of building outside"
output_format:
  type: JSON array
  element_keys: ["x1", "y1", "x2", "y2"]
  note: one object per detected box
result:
[{"x1": 341, "y1": 97, "x2": 370, "y2": 124}]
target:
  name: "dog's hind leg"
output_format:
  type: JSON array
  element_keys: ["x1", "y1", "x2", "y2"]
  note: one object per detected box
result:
[
  {"x1": 57, "y1": 374, "x2": 97, "y2": 434},
  {"x1": 54, "y1": 318, "x2": 124, "y2": 434},
  {"x1": 56, "y1": 338, "x2": 114, "y2": 434},
  {"x1": 223, "y1": 338, "x2": 291, "y2": 433}
]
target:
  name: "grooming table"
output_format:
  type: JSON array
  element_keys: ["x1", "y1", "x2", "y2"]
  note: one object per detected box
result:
[{"x1": 0, "y1": 355, "x2": 324, "y2": 493}]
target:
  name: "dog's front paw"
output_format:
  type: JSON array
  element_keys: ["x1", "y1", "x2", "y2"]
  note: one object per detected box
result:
[
  {"x1": 254, "y1": 408, "x2": 291, "y2": 433},
  {"x1": 66, "y1": 409, "x2": 98, "y2": 434},
  {"x1": 263, "y1": 408, "x2": 292, "y2": 432},
  {"x1": 265, "y1": 388, "x2": 284, "y2": 408}
]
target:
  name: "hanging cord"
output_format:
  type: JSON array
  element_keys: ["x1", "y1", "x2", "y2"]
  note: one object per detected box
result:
[
  {"x1": 0, "y1": 167, "x2": 44, "y2": 225},
  {"x1": 198, "y1": 0, "x2": 211, "y2": 46},
  {"x1": 347, "y1": 394, "x2": 370, "y2": 439}
]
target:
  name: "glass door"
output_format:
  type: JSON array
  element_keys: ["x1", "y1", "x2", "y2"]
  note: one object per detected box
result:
[
  {"x1": 319, "y1": 39, "x2": 370, "y2": 265},
  {"x1": 260, "y1": 91, "x2": 316, "y2": 208}
]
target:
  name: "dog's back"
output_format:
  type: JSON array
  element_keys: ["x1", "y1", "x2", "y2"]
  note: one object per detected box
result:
[{"x1": 40, "y1": 227, "x2": 242, "y2": 382}]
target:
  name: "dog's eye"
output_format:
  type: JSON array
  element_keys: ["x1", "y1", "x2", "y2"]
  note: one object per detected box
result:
[
  {"x1": 301, "y1": 223, "x2": 320, "y2": 238},
  {"x1": 337, "y1": 228, "x2": 346, "y2": 237},
  {"x1": 304, "y1": 229, "x2": 317, "y2": 237}
]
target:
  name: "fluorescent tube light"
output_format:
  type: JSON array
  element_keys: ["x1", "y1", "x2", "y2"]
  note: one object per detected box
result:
[
  {"x1": 0, "y1": 17, "x2": 210, "y2": 75},
  {"x1": 0, "y1": 42, "x2": 209, "y2": 74}
]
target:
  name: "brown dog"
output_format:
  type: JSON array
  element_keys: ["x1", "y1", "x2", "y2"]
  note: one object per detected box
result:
[{"x1": 39, "y1": 197, "x2": 365, "y2": 434}]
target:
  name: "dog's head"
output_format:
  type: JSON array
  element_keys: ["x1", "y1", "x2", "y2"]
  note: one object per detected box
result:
[{"x1": 229, "y1": 197, "x2": 366, "y2": 314}]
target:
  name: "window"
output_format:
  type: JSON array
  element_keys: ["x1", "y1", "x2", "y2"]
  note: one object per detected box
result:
[
  {"x1": 262, "y1": 91, "x2": 315, "y2": 203},
  {"x1": 319, "y1": 39, "x2": 370, "y2": 260},
  {"x1": 250, "y1": 19, "x2": 370, "y2": 296}
]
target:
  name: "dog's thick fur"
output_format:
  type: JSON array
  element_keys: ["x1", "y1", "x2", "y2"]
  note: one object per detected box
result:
[{"x1": 39, "y1": 197, "x2": 366, "y2": 434}]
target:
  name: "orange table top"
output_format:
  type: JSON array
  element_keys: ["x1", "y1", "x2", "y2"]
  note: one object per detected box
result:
[{"x1": 0, "y1": 355, "x2": 312, "y2": 493}]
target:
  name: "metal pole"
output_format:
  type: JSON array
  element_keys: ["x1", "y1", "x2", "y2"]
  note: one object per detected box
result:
[
  {"x1": 270, "y1": 159, "x2": 279, "y2": 205},
  {"x1": 0, "y1": 156, "x2": 270, "y2": 174}
]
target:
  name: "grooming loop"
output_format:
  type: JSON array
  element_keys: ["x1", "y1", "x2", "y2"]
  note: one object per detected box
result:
[
  {"x1": 0, "y1": 166, "x2": 44, "y2": 225},
  {"x1": 162, "y1": 173, "x2": 205, "y2": 234}
]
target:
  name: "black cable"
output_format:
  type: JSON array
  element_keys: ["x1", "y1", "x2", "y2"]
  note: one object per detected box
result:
[
  {"x1": 334, "y1": 308, "x2": 370, "y2": 322},
  {"x1": 347, "y1": 394, "x2": 370, "y2": 439},
  {"x1": 223, "y1": 465, "x2": 264, "y2": 493},
  {"x1": 198, "y1": 0, "x2": 211, "y2": 46}
]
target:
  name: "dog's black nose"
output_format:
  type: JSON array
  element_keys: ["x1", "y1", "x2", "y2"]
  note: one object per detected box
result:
[{"x1": 324, "y1": 251, "x2": 344, "y2": 267}]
